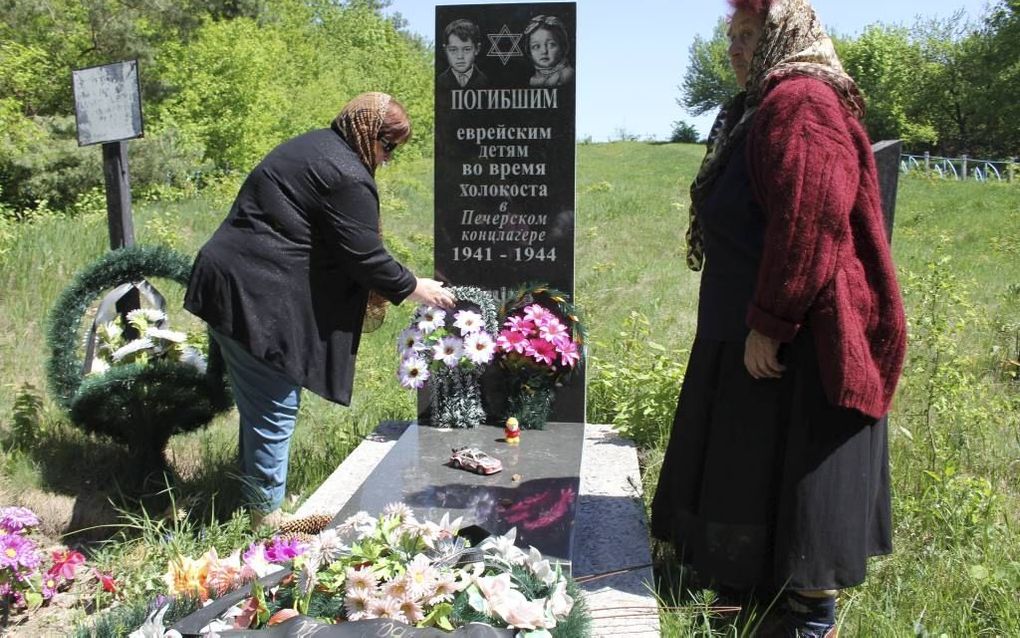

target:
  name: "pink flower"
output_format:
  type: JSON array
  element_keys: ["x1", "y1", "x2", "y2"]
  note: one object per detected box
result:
[
  {"x1": 94, "y1": 568, "x2": 118, "y2": 593},
  {"x1": 265, "y1": 536, "x2": 306, "y2": 563},
  {"x1": 41, "y1": 574, "x2": 61, "y2": 599},
  {"x1": 522, "y1": 304, "x2": 551, "y2": 324},
  {"x1": 48, "y1": 549, "x2": 86, "y2": 581},
  {"x1": 526, "y1": 338, "x2": 557, "y2": 366},
  {"x1": 505, "y1": 316, "x2": 536, "y2": 337},
  {"x1": 538, "y1": 317, "x2": 568, "y2": 343},
  {"x1": 557, "y1": 338, "x2": 580, "y2": 368},
  {"x1": 497, "y1": 329, "x2": 529, "y2": 354}
]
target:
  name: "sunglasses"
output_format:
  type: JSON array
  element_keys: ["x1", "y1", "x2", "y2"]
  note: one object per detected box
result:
[{"x1": 379, "y1": 136, "x2": 399, "y2": 155}]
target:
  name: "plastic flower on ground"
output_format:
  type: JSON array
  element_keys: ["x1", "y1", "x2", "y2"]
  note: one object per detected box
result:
[
  {"x1": 404, "y1": 553, "x2": 438, "y2": 599},
  {"x1": 463, "y1": 331, "x2": 496, "y2": 365},
  {"x1": 145, "y1": 327, "x2": 187, "y2": 343},
  {"x1": 0, "y1": 533, "x2": 40, "y2": 571},
  {"x1": 416, "y1": 307, "x2": 446, "y2": 334},
  {"x1": 477, "y1": 528, "x2": 527, "y2": 566},
  {"x1": 48, "y1": 549, "x2": 86, "y2": 580},
  {"x1": 127, "y1": 307, "x2": 167, "y2": 327},
  {"x1": 452, "y1": 309, "x2": 483, "y2": 334},
  {"x1": 557, "y1": 337, "x2": 580, "y2": 368},
  {"x1": 505, "y1": 315, "x2": 537, "y2": 336},
  {"x1": 0, "y1": 507, "x2": 39, "y2": 533},
  {"x1": 525, "y1": 546, "x2": 557, "y2": 587},
  {"x1": 346, "y1": 566, "x2": 378, "y2": 592},
  {"x1": 95, "y1": 568, "x2": 118, "y2": 594},
  {"x1": 264, "y1": 536, "x2": 306, "y2": 563},
  {"x1": 432, "y1": 335, "x2": 464, "y2": 368},
  {"x1": 128, "y1": 603, "x2": 183, "y2": 638},
  {"x1": 163, "y1": 556, "x2": 209, "y2": 601},
  {"x1": 345, "y1": 587, "x2": 371, "y2": 621},
  {"x1": 398, "y1": 356, "x2": 431, "y2": 389}
]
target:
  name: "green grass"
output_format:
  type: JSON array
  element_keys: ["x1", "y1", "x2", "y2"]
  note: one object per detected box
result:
[{"x1": 0, "y1": 142, "x2": 1018, "y2": 635}]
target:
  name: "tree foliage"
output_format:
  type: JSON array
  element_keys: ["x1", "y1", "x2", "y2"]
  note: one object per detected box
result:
[
  {"x1": 0, "y1": 0, "x2": 433, "y2": 215},
  {"x1": 679, "y1": 2, "x2": 1019, "y2": 156}
]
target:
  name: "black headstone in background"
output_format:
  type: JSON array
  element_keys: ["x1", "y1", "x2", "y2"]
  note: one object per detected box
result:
[
  {"x1": 434, "y1": 3, "x2": 583, "y2": 423},
  {"x1": 872, "y1": 139, "x2": 902, "y2": 244}
]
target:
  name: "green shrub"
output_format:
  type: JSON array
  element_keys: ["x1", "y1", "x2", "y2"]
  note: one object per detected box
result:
[{"x1": 588, "y1": 312, "x2": 686, "y2": 449}]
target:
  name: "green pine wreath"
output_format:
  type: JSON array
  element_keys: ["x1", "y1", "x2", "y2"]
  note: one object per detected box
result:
[{"x1": 46, "y1": 245, "x2": 231, "y2": 454}]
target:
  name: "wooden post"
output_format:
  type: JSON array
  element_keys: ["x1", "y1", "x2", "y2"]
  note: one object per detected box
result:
[
  {"x1": 872, "y1": 140, "x2": 902, "y2": 244},
  {"x1": 101, "y1": 141, "x2": 135, "y2": 250},
  {"x1": 961, "y1": 154, "x2": 968, "y2": 181},
  {"x1": 924, "y1": 151, "x2": 930, "y2": 173}
]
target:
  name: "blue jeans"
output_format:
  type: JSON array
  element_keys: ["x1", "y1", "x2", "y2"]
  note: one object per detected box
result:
[{"x1": 213, "y1": 331, "x2": 301, "y2": 512}]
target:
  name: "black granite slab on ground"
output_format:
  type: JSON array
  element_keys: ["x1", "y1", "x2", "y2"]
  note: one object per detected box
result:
[{"x1": 329, "y1": 421, "x2": 585, "y2": 566}]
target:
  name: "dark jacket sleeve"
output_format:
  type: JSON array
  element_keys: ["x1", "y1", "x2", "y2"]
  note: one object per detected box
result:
[
  {"x1": 319, "y1": 173, "x2": 417, "y2": 304},
  {"x1": 745, "y1": 77, "x2": 861, "y2": 342}
]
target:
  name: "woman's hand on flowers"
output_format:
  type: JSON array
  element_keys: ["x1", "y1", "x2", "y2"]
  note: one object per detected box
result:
[
  {"x1": 409, "y1": 278, "x2": 455, "y2": 309},
  {"x1": 744, "y1": 329, "x2": 785, "y2": 379}
]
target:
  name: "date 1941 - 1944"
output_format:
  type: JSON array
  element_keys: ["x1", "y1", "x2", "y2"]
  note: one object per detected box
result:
[{"x1": 452, "y1": 247, "x2": 557, "y2": 262}]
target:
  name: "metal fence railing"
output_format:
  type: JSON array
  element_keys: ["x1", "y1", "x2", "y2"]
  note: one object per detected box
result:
[{"x1": 901, "y1": 152, "x2": 1018, "y2": 183}]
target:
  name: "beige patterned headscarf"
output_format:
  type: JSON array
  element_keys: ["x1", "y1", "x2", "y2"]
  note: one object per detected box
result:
[
  {"x1": 332, "y1": 92, "x2": 394, "y2": 330},
  {"x1": 332, "y1": 92, "x2": 392, "y2": 176},
  {"x1": 684, "y1": 0, "x2": 864, "y2": 271}
]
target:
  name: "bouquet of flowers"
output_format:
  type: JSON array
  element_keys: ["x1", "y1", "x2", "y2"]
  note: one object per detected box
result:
[
  {"x1": 397, "y1": 287, "x2": 499, "y2": 428},
  {"x1": 88, "y1": 308, "x2": 206, "y2": 376},
  {"x1": 495, "y1": 286, "x2": 585, "y2": 430},
  {"x1": 172, "y1": 505, "x2": 588, "y2": 637}
]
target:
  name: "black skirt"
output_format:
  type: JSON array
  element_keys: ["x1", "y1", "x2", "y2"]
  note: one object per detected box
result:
[{"x1": 650, "y1": 331, "x2": 892, "y2": 592}]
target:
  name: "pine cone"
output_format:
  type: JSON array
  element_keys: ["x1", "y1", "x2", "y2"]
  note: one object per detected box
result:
[
  {"x1": 275, "y1": 531, "x2": 314, "y2": 545},
  {"x1": 277, "y1": 513, "x2": 333, "y2": 535}
]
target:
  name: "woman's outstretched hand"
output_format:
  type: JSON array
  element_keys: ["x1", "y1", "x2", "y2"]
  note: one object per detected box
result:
[
  {"x1": 744, "y1": 329, "x2": 785, "y2": 379},
  {"x1": 408, "y1": 277, "x2": 456, "y2": 309}
]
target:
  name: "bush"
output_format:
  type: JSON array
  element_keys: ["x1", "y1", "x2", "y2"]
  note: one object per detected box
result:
[
  {"x1": 670, "y1": 120, "x2": 701, "y2": 144},
  {"x1": 588, "y1": 312, "x2": 685, "y2": 449}
]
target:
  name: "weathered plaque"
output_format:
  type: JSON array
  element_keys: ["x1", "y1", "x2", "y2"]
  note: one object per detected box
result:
[
  {"x1": 434, "y1": 3, "x2": 583, "y2": 423},
  {"x1": 72, "y1": 59, "x2": 143, "y2": 146}
]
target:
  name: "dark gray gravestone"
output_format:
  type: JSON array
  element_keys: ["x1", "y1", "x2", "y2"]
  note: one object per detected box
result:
[
  {"x1": 329, "y1": 422, "x2": 585, "y2": 567},
  {"x1": 433, "y1": 3, "x2": 583, "y2": 424},
  {"x1": 872, "y1": 139, "x2": 902, "y2": 243}
]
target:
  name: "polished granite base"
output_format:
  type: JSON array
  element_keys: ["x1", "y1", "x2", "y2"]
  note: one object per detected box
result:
[{"x1": 328, "y1": 421, "x2": 585, "y2": 566}]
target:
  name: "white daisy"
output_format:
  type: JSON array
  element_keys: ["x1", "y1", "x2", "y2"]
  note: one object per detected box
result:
[
  {"x1": 399, "y1": 596, "x2": 426, "y2": 624},
  {"x1": 383, "y1": 502, "x2": 416, "y2": 524},
  {"x1": 345, "y1": 588, "x2": 371, "y2": 621},
  {"x1": 89, "y1": 358, "x2": 110, "y2": 375},
  {"x1": 416, "y1": 307, "x2": 446, "y2": 334},
  {"x1": 127, "y1": 307, "x2": 166, "y2": 326},
  {"x1": 452, "y1": 309, "x2": 483, "y2": 334},
  {"x1": 432, "y1": 335, "x2": 464, "y2": 367},
  {"x1": 463, "y1": 331, "x2": 496, "y2": 365},
  {"x1": 404, "y1": 554, "x2": 438, "y2": 599},
  {"x1": 398, "y1": 356, "x2": 430, "y2": 390},
  {"x1": 346, "y1": 566, "x2": 378, "y2": 591},
  {"x1": 383, "y1": 575, "x2": 411, "y2": 600},
  {"x1": 397, "y1": 327, "x2": 425, "y2": 355}
]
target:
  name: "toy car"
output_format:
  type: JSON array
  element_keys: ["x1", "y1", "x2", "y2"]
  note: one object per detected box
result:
[{"x1": 449, "y1": 447, "x2": 503, "y2": 475}]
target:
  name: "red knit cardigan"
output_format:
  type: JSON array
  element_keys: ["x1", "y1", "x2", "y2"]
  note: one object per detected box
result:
[{"x1": 745, "y1": 76, "x2": 907, "y2": 419}]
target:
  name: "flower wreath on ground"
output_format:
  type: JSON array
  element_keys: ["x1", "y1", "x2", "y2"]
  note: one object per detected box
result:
[
  {"x1": 397, "y1": 287, "x2": 499, "y2": 428},
  {"x1": 46, "y1": 245, "x2": 231, "y2": 462},
  {"x1": 496, "y1": 285, "x2": 586, "y2": 430},
  {"x1": 161, "y1": 505, "x2": 590, "y2": 637}
]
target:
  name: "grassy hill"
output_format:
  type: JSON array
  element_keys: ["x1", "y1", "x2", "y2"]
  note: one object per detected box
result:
[{"x1": 0, "y1": 142, "x2": 1017, "y2": 635}]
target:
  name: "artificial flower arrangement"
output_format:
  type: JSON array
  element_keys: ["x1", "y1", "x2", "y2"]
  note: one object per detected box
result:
[
  {"x1": 495, "y1": 285, "x2": 586, "y2": 430},
  {"x1": 162, "y1": 505, "x2": 589, "y2": 637},
  {"x1": 398, "y1": 287, "x2": 499, "y2": 428},
  {"x1": 88, "y1": 307, "x2": 206, "y2": 376},
  {"x1": 0, "y1": 506, "x2": 89, "y2": 614}
]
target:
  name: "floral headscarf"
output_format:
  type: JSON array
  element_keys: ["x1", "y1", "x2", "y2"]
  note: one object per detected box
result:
[
  {"x1": 332, "y1": 92, "x2": 395, "y2": 330},
  {"x1": 684, "y1": 0, "x2": 864, "y2": 271}
]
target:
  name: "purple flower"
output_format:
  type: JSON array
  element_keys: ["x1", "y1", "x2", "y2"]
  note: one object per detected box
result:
[
  {"x1": 264, "y1": 536, "x2": 306, "y2": 563},
  {"x1": 0, "y1": 533, "x2": 40, "y2": 571},
  {"x1": 0, "y1": 507, "x2": 39, "y2": 534}
]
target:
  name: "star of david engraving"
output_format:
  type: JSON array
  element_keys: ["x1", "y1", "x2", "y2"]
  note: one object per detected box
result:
[{"x1": 487, "y1": 25, "x2": 523, "y2": 65}]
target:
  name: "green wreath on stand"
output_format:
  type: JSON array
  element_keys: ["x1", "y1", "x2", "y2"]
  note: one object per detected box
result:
[{"x1": 46, "y1": 245, "x2": 232, "y2": 468}]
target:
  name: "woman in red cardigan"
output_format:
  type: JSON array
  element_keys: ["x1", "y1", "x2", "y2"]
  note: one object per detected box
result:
[{"x1": 651, "y1": 0, "x2": 906, "y2": 635}]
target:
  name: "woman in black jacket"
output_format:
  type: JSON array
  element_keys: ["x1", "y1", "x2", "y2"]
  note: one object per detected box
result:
[{"x1": 184, "y1": 92, "x2": 453, "y2": 527}]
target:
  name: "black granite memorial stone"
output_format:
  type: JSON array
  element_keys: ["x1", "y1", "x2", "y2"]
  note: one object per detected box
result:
[{"x1": 434, "y1": 3, "x2": 583, "y2": 424}]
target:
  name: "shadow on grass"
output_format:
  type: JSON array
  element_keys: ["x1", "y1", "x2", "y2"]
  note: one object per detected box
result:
[
  {"x1": 17, "y1": 418, "x2": 246, "y2": 543},
  {"x1": 652, "y1": 540, "x2": 784, "y2": 637}
]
